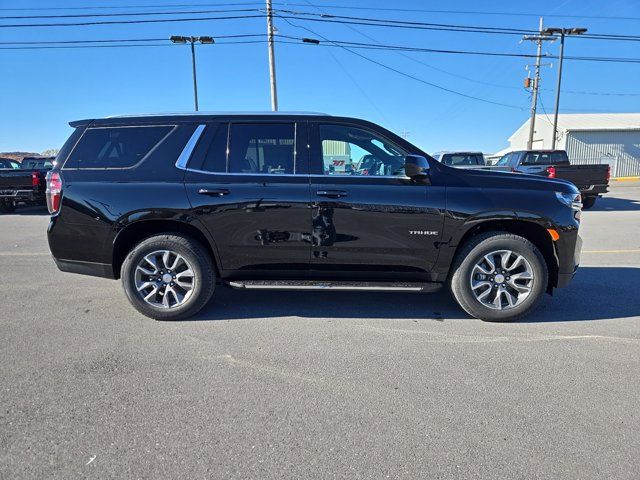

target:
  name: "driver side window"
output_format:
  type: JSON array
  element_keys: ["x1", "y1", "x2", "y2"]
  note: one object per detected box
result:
[{"x1": 319, "y1": 124, "x2": 408, "y2": 177}]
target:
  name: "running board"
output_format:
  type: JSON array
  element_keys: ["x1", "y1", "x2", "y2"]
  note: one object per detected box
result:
[{"x1": 226, "y1": 280, "x2": 442, "y2": 293}]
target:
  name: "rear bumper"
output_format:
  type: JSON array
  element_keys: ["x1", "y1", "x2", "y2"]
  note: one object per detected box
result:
[
  {"x1": 0, "y1": 189, "x2": 43, "y2": 202},
  {"x1": 53, "y1": 257, "x2": 116, "y2": 279}
]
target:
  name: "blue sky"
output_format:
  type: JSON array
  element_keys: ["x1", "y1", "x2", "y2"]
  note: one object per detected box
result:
[{"x1": 1, "y1": 0, "x2": 639, "y2": 154}]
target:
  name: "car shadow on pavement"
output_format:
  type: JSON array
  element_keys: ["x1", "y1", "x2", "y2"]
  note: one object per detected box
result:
[
  {"x1": 2, "y1": 206, "x2": 49, "y2": 216},
  {"x1": 189, "y1": 266, "x2": 640, "y2": 323},
  {"x1": 588, "y1": 195, "x2": 640, "y2": 211}
]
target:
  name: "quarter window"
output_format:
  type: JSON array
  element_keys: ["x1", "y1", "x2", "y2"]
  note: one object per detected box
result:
[
  {"x1": 319, "y1": 124, "x2": 407, "y2": 176},
  {"x1": 200, "y1": 124, "x2": 229, "y2": 173},
  {"x1": 228, "y1": 123, "x2": 295, "y2": 175},
  {"x1": 69, "y1": 126, "x2": 172, "y2": 168}
]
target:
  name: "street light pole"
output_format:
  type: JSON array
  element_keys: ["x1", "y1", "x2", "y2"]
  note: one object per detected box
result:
[
  {"x1": 190, "y1": 38, "x2": 199, "y2": 111},
  {"x1": 542, "y1": 27, "x2": 587, "y2": 149},
  {"x1": 170, "y1": 35, "x2": 215, "y2": 112}
]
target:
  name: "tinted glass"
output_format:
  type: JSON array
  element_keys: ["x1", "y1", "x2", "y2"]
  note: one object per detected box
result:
[
  {"x1": 228, "y1": 123, "x2": 294, "y2": 174},
  {"x1": 200, "y1": 124, "x2": 229, "y2": 173},
  {"x1": 319, "y1": 124, "x2": 407, "y2": 176},
  {"x1": 69, "y1": 126, "x2": 172, "y2": 168},
  {"x1": 20, "y1": 159, "x2": 53, "y2": 170},
  {"x1": 443, "y1": 154, "x2": 483, "y2": 166},
  {"x1": 0, "y1": 159, "x2": 19, "y2": 169},
  {"x1": 495, "y1": 153, "x2": 512, "y2": 166},
  {"x1": 522, "y1": 152, "x2": 556, "y2": 165}
]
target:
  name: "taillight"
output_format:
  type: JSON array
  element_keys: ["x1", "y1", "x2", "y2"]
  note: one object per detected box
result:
[
  {"x1": 46, "y1": 171, "x2": 62, "y2": 214},
  {"x1": 606, "y1": 165, "x2": 611, "y2": 182},
  {"x1": 546, "y1": 166, "x2": 556, "y2": 178},
  {"x1": 31, "y1": 170, "x2": 39, "y2": 187}
]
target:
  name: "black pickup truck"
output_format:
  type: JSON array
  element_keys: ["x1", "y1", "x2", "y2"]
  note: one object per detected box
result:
[
  {"x1": 0, "y1": 157, "x2": 55, "y2": 213},
  {"x1": 47, "y1": 112, "x2": 583, "y2": 323},
  {"x1": 490, "y1": 150, "x2": 609, "y2": 209}
]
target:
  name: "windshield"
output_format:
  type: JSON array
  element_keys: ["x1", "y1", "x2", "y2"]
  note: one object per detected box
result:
[
  {"x1": 495, "y1": 153, "x2": 512, "y2": 166},
  {"x1": 0, "y1": 159, "x2": 20, "y2": 169}
]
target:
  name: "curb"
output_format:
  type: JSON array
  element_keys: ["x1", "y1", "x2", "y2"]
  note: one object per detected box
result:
[{"x1": 612, "y1": 177, "x2": 640, "y2": 182}]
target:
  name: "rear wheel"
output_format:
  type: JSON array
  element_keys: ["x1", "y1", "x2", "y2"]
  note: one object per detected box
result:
[
  {"x1": 121, "y1": 234, "x2": 215, "y2": 320},
  {"x1": 450, "y1": 232, "x2": 548, "y2": 322},
  {"x1": 582, "y1": 196, "x2": 597, "y2": 209},
  {"x1": 0, "y1": 200, "x2": 16, "y2": 213}
]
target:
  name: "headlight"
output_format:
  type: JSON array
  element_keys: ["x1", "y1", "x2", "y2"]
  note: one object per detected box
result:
[{"x1": 555, "y1": 191, "x2": 582, "y2": 210}]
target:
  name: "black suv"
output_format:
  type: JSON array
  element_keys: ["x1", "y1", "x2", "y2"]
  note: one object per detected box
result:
[{"x1": 47, "y1": 112, "x2": 582, "y2": 322}]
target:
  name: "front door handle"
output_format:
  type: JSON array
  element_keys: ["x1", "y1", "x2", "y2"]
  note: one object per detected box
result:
[
  {"x1": 198, "y1": 188, "x2": 230, "y2": 196},
  {"x1": 316, "y1": 189, "x2": 348, "y2": 198}
]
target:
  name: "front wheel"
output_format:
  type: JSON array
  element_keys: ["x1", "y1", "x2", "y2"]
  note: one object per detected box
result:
[
  {"x1": 450, "y1": 232, "x2": 548, "y2": 322},
  {"x1": 0, "y1": 200, "x2": 16, "y2": 213},
  {"x1": 121, "y1": 234, "x2": 215, "y2": 320},
  {"x1": 582, "y1": 196, "x2": 597, "y2": 209}
]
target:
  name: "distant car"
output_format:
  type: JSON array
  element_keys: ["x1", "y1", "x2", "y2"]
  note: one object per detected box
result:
[
  {"x1": 0, "y1": 156, "x2": 55, "y2": 213},
  {"x1": 432, "y1": 151, "x2": 486, "y2": 168},
  {"x1": 0, "y1": 158, "x2": 20, "y2": 170},
  {"x1": 487, "y1": 150, "x2": 609, "y2": 209}
]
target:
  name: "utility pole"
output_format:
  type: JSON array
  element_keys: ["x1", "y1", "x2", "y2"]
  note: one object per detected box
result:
[
  {"x1": 265, "y1": 0, "x2": 278, "y2": 111},
  {"x1": 542, "y1": 27, "x2": 588, "y2": 149},
  {"x1": 170, "y1": 36, "x2": 215, "y2": 112},
  {"x1": 523, "y1": 18, "x2": 554, "y2": 150}
]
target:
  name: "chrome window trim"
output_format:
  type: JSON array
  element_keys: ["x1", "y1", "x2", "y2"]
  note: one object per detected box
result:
[
  {"x1": 175, "y1": 124, "x2": 206, "y2": 170},
  {"x1": 178, "y1": 167, "x2": 409, "y2": 180}
]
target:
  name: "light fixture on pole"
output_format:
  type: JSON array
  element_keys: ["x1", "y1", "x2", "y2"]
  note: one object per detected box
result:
[
  {"x1": 541, "y1": 27, "x2": 587, "y2": 149},
  {"x1": 170, "y1": 35, "x2": 215, "y2": 111}
]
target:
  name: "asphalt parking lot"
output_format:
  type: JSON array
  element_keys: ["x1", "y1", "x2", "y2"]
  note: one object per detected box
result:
[{"x1": 1, "y1": 184, "x2": 639, "y2": 479}]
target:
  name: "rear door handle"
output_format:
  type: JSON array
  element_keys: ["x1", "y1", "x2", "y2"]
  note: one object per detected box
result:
[
  {"x1": 316, "y1": 189, "x2": 348, "y2": 198},
  {"x1": 198, "y1": 188, "x2": 230, "y2": 196}
]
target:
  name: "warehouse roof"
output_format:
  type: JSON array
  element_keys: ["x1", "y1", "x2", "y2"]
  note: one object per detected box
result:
[{"x1": 510, "y1": 113, "x2": 640, "y2": 141}]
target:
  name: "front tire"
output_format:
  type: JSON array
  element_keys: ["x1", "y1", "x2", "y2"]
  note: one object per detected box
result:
[
  {"x1": 0, "y1": 200, "x2": 16, "y2": 213},
  {"x1": 582, "y1": 196, "x2": 597, "y2": 209},
  {"x1": 450, "y1": 232, "x2": 548, "y2": 322},
  {"x1": 121, "y1": 234, "x2": 215, "y2": 320}
]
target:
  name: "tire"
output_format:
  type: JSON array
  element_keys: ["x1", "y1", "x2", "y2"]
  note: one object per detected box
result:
[
  {"x1": 121, "y1": 234, "x2": 215, "y2": 321},
  {"x1": 449, "y1": 232, "x2": 548, "y2": 322},
  {"x1": 582, "y1": 196, "x2": 597, "y2": 210},
  {"x1": 0, "y1": 200, "x2": 16, "y2": 213}
]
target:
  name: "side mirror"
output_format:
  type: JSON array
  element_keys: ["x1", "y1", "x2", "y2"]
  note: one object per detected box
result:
[{"x1": 404, "y1": 155, "x2": 430, "y2": 179}]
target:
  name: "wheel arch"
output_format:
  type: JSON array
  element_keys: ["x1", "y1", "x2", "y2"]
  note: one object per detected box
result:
[
  {"x1": 450, "y1": 219, "x2": 559, "y2": 292},
  {"x1": 112, "y1": 219, "x2": 220, "y2": 279}
]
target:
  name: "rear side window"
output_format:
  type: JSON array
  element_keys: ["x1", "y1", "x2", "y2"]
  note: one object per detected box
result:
[
  {"x1": 228, "y1": 123, "x2": 295, "y2": 175},
  {"x1": 68, "y1": 126, "x2": 172, "y2": 168},
  {"x1": 522, "y1": 152, "x2": 567, "y2": 165}
]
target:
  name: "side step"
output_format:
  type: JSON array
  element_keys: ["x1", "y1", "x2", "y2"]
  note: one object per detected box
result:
[{"x1": 226, "y1": 280, "x2": 442, "y2": 293}]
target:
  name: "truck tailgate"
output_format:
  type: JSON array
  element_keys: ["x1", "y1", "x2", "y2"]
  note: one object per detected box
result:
[
  {"x1": 0, "y1": 171, "x2": 34, "y2": 189},
  {"x1": 553, "y1": 164, "x2": 609, "y2": 191}
]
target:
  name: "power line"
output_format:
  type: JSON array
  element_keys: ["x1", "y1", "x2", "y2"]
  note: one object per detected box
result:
[
  {"x1": 273, "y1": 13, "x2": 527, "y2": 110},
  {"x1": 0, "y1": 34, "x2": 265, "y2": 45},
  {"x1": 0, "y1": 2, "x2": 263, "y2": 11},
  {"x1": 0, "y1": 7, "x2": 262, "y2": 20},
  {"x1": 0, "y1": 13, "x2": 265, "y2": 28},
  {"x1": 0, "y1": 40, "x2": 267, "y2": 50},
  {"x1": 273, "y1": 3, "x2": 640, "y2": 22}
]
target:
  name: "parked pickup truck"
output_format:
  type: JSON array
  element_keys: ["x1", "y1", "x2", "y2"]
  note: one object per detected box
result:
[
  {"x1": 47, "y1": 112, "x2": 583, "y2": 323},
  {"x1": 0, "y1": 157, "x2": 55, "y2": 213},
  {"x1": 490, "y1": 150, "x2": 609, "y2": 209}
]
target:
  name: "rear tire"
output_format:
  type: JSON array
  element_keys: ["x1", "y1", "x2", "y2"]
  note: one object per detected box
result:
[
  {"x1": 0, "y1": 200, "x2": 16, "y2": 213},
  {"x1": 450, "y1": 232, "x2": 548, "y2": 322},
  {"x1": 582, "y1": 196, "x2": 597, "y2": 209},
  {"x1": 121, "y1": 234, "x2": 215, "y2": 320}
]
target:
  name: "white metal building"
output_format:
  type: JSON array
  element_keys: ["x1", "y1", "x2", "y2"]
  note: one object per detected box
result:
[{"x1": 504, "y1": 113, "x2": 640, "y2": 177}]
